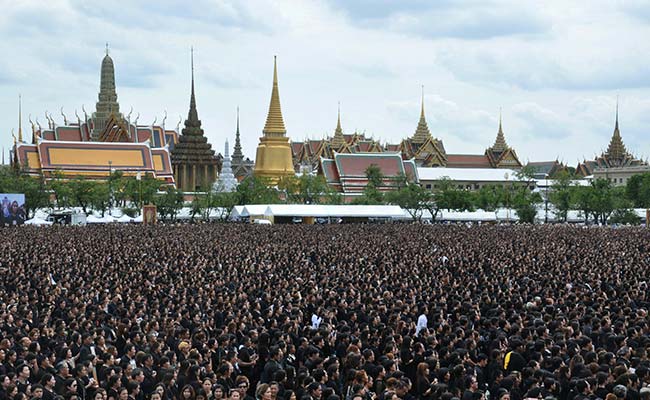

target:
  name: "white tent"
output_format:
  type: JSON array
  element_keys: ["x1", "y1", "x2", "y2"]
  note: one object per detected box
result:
[
  {"x1": 230, "y1": 206, "x2": 244, "y2": 220},
  {"x1": 86, "y1": 215, "x2": 103, "y2": 223},
  {"x1": 116, "y1": 214, "x2": 133, "y2": 223},
  {"x1": 132, "y1": 215, "x2": 143, "y2": 223},
  {"x1": 24, "y1": 217, "x2": 53, "y2": 226},
  {"x1": 251, "y1": 204, "x2": 410, "y2": 220}
]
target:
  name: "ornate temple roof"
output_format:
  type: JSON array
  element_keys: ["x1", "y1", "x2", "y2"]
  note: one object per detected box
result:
[
  {"x1": 170, "y1": 49, "x2": 216, "y2": 166},
  {"x1": 412, "y1": 88, "x2": 432, "y2": 144},
  {"x1": 491, "y1": 113, "x2": 508, "y2": 153},
  {"x1": 604, "y1": 104, "x2": 629, "y2": 164},
  {"x1": 262, "y1": 56, "x2": 286, "y2": 137}
]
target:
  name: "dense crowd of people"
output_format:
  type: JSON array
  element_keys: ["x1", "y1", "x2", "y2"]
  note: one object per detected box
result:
[{"x1": 0, "y1": 224, "x2": 648, "y2": 400}]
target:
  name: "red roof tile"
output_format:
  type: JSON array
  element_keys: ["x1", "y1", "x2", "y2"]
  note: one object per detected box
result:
[{"x1": 446, "y1": 154, "x2": 492, "y2": 168}]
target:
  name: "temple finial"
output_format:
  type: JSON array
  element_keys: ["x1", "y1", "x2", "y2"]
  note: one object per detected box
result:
[
  {"x1": 106, "y1": 42, "x2": 109, "y2": 56},
  {"x1": 337, "y1": 101, "x2": 341, "y2": 127},
  {"x1": 499, "y1": 107, "x2": 503, "y2": 133},
  {"x1": 237, "y1": 106, "x2": 240, "y2": 133},
  {"x1": 616, "y1": 95, "x2": 618, "y2": 129},
  {"x1": 18, "y1": 94, "x2": 23, "y2": 143},
  {"x1": 273, "y1": 55, "x2": 278, "y2": 85},
  {"x1": 420, "y1": 85, "x2": 425, "y2": 118},
  {"x1": 186, "y1": 46, "x2": 200, "y2": 126}
]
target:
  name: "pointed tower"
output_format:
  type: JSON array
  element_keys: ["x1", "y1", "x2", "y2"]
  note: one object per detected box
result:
[
  {"x1": 214, "y1": 139, "x2": 238, "y2": 192},
  {"x1": 254, "y1": 56, "x2": 295, "y2": 184},
  {"x1": 331, "y1": 102, "x2": 346, "y2": 149},
  {"x1": 604, "y1": 100, "x2": 629, "y2": 165},
  {"x1": 170, "y1": 48, "x2": 218, "y2": 192},
  {"x1": 412, "y1": 87, "x2": 432, "y2": 144},
  {"x1": 92, "y1": 44, "x2": 123, "y2": 139},
  {"x1": 485, "y1": 111, "x2": 521, "y2": 168},
  {"x1": 232, "y1": 107, "x2": 244, "y2": 166},
  {"x1": 491, "y1": 111, "x2": 508, "y2": 153}
]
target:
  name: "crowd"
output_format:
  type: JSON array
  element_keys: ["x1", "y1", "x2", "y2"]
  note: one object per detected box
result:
[{"x1": 0, "y1": 224, "x2": 648, "y2": 400}]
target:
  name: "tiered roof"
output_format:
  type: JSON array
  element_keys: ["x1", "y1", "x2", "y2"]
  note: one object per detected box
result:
[{"x1": 170, "y1": 49, "x2": 217, "y2": 166}]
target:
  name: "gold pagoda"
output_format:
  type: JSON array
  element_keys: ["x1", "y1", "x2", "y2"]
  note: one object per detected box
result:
[{"x1": 254, "y1": 56, "x2": 294, "y2": 185}]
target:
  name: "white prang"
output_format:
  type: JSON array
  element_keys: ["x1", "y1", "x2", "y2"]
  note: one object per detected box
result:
[{"x1": 214, "y1": 139, "x2": 238, "y2": 192}]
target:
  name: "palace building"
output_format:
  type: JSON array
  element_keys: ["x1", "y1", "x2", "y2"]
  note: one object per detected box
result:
[
  {"x1": 13, "y1": 48, "x2": 177, "y2": 185},
  {"x1": 398, "y1": 94, "x2": 522, "y2": 169},
  {"x1": 291, "y1": 107, "x2": 386, "y2": 173},
  {"x1": 575, "y1": 104, "x2": 648, "y2": 186}
]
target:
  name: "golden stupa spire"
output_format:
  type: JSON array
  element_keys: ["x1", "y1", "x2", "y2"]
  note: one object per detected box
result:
[
  {"x1": 263, "y1": 56, "x2": 286, "y2": 136},
  {"x1": 18, "y1": 94, "x2": 23, "y2": 143}
]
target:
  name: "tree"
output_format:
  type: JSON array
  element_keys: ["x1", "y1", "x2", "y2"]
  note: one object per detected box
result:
[
  {"x1": 572, "y1": 185, "x2": 596, "y2": 224},
  {"x1": 48, "y1": 171, "x2": 73, "y2": 209},
  {"x1": 236, "y1": 176, "x2": 280, "y2": 204},
  {"x1": 625, "y1": 173, "x2": 650, "y2": 226},
  {"x1": 548, "y1": 171, "x2": 574, "y2": 222},
  {"x1": 89, "y1": 183, "x2": 111, "y2": 217},
  {"x1": 609, "y1": 208, "x2": 641, "y2": 225},
  {"x1": 591, "y1": 179, "x2": 618, "y2": 224},
  {"x1": 385, "y1": 182, "x2": 432, "y2": 221},
  {"x1": 155, "y1": 187, "x2": 184, "y2": 221},
  {"x1": 475, "y1": 184, "x2": 502, "y2": 212},
  {"x1": 214, "y1": 191, "x2": 239, "y2": 221},
  {"x1": 512, "y1": 189, "x2": 542, "y2": 223},
  {"x1": 353, "y1": 164, "x2": 385, "y2": 205},
  {"x1": 278, "y1": 174, "x2": 333, "y2": 204},
  {"x1": 509, "y1": 166, "x2": 540, "y2": 224},
  {"x1": 435, "y1": 178, "x2": 474, "y2": 212},
  {"x1": 69, "y1": 177, "x2": 96, "y2": 214},
  {"x1": 124, "y1": 173, "x2": 160, "y2": 210}
]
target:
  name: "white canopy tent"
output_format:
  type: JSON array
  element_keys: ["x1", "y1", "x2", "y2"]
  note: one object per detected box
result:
[{"x1": 25, "y1": 217, "x2": 53, "y2": 226}]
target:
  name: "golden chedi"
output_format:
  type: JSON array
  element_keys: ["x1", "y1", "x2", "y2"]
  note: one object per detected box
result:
[{"x1": 254, "y1": 56, "x2": 294, "y2": 185}]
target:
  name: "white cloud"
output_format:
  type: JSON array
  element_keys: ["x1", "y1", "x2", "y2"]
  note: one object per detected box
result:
[{"x1": 0, "y1": 0, "x2": 649, "y2": 166}]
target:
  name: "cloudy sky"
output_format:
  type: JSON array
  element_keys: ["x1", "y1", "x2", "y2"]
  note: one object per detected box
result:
[{"x1": 2, "y1": 0, "x2": 650, "y2": 165}]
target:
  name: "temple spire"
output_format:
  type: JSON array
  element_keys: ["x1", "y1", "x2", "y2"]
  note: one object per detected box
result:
[
  {"x1": 331, "y1": 101, "x2": 346, "y2": 148},
  {"x1": 412, "y1": 86, "x2": 432, "y2": 144},
  {"x1": 420, "y1": 85, "x2": 425, "y2": 119},
  {"x1": 491, "y1": 109, "x2": 508, "y2": 153},
  {"x1": 232, "y1": 107, "x2": 244, "y2": 164},
  {"x1": 615, "y1": 96, "x2": 619, "y2": 132},
  {"x1": 262, "y1": 56, "x2": 286, "y2": 136},
  {"x1": 18, "y1": 94, "x2": 23, "y2": 143},
  {"x1": 185, "y1": 46, "x2": 201, "y2": 129},
  {"x1": 606, "y1": 99, "x2": 627, "y2": 162},
  {"x1": 93, "y1": 44, "x2": 121, "y2": 138}
]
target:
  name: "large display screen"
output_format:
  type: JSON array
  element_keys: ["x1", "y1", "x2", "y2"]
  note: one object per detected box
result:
[{"x1": 1, "y1": 194, "x2": 26, "y2": 226}]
